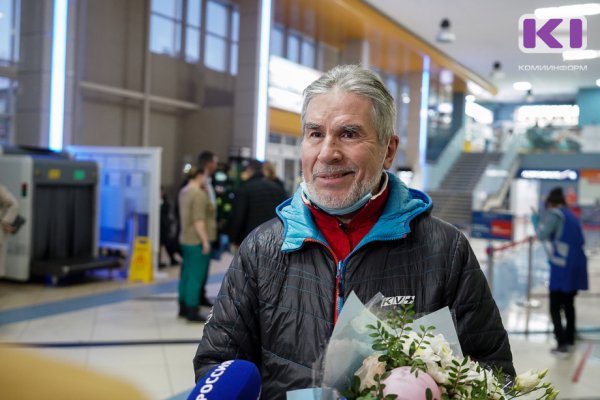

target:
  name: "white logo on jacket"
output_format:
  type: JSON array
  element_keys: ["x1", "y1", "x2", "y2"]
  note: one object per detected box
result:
[{"x1": 381, "y1": 295, "x2": 415, "y2": 307}]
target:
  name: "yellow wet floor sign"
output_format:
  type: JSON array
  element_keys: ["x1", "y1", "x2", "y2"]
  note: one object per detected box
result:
[{"x1": 128, "y1": 236, "x2": 153, "y2": 283}]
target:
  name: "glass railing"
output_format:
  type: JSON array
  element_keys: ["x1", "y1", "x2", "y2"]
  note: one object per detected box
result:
[{"x1": 425, "y1": 127, "x2": 465, "y2": 190}]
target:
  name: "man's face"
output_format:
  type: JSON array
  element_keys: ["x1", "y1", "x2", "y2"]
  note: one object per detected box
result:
[{"x1": 301, "y1": 90, "x2": 398, "y2": 210}]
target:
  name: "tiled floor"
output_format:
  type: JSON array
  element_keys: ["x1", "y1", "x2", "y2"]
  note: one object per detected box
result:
[{"x1": 0, "y1": 238, "x2": 599, "y2": 400}]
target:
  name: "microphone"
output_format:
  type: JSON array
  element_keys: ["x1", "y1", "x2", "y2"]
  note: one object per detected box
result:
[{"x1": 187, "y1": 360, "x2": 261, "y2": 400}]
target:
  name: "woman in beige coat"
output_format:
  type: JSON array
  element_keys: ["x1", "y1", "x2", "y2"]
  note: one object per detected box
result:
[{"x1": 0, "y1": 184, "x2": 19, "y2": 276}]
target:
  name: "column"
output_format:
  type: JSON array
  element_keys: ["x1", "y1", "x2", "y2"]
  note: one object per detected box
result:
[
  {"x1": 16, "y1": 0, "x2": 54, "y2": 147},
  {"x1": 16, "y1": 0, "x2": 76, "y2": 149},
  {"x1": 403, "y1": 69, "x2": 428, "y2": 189},
  {"x1": 232, "y1": 0, "x2": 270, "y2": 160}
]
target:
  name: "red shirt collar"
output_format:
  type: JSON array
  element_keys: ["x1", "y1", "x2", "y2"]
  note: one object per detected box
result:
[{"x1": 303, "y1": 174, "x2": 390, "y2": 260}]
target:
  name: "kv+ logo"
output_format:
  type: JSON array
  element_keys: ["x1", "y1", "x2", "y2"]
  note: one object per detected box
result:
[{"x1": 519, "y1": 14, "x2": 587, "y2": 53}]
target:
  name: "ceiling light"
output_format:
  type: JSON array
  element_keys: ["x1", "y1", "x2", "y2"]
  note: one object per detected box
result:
[
  {"x1": 513, "y1": 81, "x2": 532, "y2": 91},
  {"x1": 596, "y1": 79, "x2": 600, "y2": 87},
  {"x1": 490, "y1": 61, "x2": 505, "y2": 80},
  {"x1": 465, "y1": 95, "x2": 476, "y2": 102},
  {"x1": 535, "y1": 3, "x2": 600, "y2": 18},
  {"x1": 440, "y1": 69, "x2": 454, "y2": 85},
  {"x1": 563, "y1": 50, "x2": 600, "y2": 60},
  {"x1": 436, "y1": 19, "x2": 455, "y2": 43}
]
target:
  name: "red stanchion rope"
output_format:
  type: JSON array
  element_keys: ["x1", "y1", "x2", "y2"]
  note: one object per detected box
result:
[{"x1": 488, "y1": 236, "x2": 536, "y2": 254}]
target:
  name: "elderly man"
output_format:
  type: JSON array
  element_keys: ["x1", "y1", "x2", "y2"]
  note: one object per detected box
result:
[{"x1": 193, "y1": 65, "x2": 514, "y2": 398}]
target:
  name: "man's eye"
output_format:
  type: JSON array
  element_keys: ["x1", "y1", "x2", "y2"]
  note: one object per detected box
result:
[
  {"x1": 308, "y1": 131, "x2": 322, "y2": 138},
  {"x1": 341, "y1": 130, "x2": 357, "y2": 138}
]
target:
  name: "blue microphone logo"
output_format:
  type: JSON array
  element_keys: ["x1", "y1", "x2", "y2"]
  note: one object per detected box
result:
[
  {"x1": 189, "y1": 359, "x2": 261, "y2": 400},
  {"x1": 194, "y1": 360, "x2": 234, "y2": 399}
]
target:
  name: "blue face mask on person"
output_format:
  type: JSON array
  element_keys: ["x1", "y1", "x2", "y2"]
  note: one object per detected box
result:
[{"x1": 300, "y1": 182, "x2": 372, "y2": 216}]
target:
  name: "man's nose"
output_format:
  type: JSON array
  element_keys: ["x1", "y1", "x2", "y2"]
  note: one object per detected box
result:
[{"x1": 317, "y1": 136, "x2": 342, "y2": 163}]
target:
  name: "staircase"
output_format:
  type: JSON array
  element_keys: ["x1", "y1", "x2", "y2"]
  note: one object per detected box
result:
[{"x1": 427, "y1": 152, "x2": 502, "y2": 227}]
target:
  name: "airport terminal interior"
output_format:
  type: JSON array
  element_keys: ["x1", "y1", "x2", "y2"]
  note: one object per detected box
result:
[{"x1": 0, "y1": 0, "x2": 599, "y2": 399}]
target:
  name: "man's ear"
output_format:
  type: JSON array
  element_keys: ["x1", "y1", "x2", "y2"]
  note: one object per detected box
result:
[{"x1": 383, "y1": 135, "x2": 400, "y2": 170}]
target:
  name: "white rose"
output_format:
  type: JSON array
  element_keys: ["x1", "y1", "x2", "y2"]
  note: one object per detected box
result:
[
  {"x1": 416, "y1": 346, "x2": 441, "y2": 365},
  {"x1": 355, "y1": 355, "x2": 386, "y2": 391},
  {"x1": 464, "y1": 367, "x2": 485, "y2": 383},
  {"x1": 429, "y1": 334, "x2": 454, "y2": 366},
  {"x1": 429, "y1": 334, "x2": 452, "y2": 352},
  {"x1": 425, "y1": 362, "x2": 449, "y2": 384},
  {"x1": 514, "y1": 368, "x2": 547, "y2": 393}
]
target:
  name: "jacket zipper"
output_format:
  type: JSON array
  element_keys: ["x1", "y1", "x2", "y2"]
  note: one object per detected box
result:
[
  {"x1": 335, "y1": 260, "x2": 346, "y2": 323},
  {"x1": 304, "y1": 238, "x2": 343, "y2": 326}
]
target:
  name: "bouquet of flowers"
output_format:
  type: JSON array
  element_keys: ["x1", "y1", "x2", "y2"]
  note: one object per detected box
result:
[{"x1": 311, "y1": 292, "x2": 558, "y2": 400}]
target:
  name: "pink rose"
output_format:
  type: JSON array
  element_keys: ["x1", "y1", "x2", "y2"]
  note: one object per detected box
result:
[{"x1": 382, "y1": 366, "x2": 442, "y2": 400}]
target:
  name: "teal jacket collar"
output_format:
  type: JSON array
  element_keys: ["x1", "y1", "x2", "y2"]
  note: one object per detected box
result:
[{"x1": 276, "y1": 172, "x2": 432, "y2": 254}]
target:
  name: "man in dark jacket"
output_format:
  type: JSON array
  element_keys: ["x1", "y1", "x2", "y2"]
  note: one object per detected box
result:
[
  {"x1": 228, "y1": 159, "x2": 288, "y2": 246},
  {"x1": 193, "y1": 65, "x2": 514, "y2": 398}
]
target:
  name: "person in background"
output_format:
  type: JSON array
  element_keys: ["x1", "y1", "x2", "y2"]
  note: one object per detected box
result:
[
  {"x1": 0, "y1": 184, "x2": 19, "y2": 277},
  {"x1": 532, "y1": 187, "x2": 588, "y2": 356},
  {"x1": 262, "y1": 160, "x2": 285, "y2": 190},
  {"x1": 197, "y1": 151, "x2": 219, "y2": 307},
  {"x1": 228, "y1": 159, "x2": 288, "y2": 247},
  {"x1": 198, "y1": 151, "x2": 219, "y2": 206},
  {"x1": 159, "y1": 186, "x2": 180, "y2": 267},
  {"x1": 193, "y1": 65, "x2": 514, "y2": 397},
  {"x1": 178, "y1": 166, "x2": 217, "y2": 322}
]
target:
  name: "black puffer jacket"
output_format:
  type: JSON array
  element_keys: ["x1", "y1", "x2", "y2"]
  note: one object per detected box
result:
[{"x1": 194, "y1": 174, "x2": 514, "y2": 398}]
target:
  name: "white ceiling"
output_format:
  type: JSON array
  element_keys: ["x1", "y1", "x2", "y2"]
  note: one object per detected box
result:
[{"x1": 365, "y1": 0, "x2": 600, "y2": 103}]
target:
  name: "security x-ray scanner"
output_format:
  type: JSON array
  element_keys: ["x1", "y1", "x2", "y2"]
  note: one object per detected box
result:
[{"x1": 0, "y1": 147, "x2": 121, "y2": 283}]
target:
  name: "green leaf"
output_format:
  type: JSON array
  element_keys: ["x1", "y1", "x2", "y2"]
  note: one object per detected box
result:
[{"x1": 426, "y1": 388, "x2": 433, "y2": 400}]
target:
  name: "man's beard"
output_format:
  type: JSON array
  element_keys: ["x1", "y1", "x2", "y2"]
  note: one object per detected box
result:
[{"x1": 303, "y1": 165, "x2": 383, "y2": 210}]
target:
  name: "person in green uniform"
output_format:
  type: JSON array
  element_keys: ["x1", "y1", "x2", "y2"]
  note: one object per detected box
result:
[{"x1": 178, "y1": 166, "x2": 217, "y2": 322}]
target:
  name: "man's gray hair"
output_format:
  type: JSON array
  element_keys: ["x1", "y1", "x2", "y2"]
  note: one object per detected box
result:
[{"x1": 301, "y1": 65, "x2": 396, "y2": 144}]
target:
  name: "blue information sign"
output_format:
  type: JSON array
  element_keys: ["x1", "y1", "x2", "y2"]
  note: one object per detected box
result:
[{"x1": 471, "y1": 211, "x2": 513, "y2": 241}]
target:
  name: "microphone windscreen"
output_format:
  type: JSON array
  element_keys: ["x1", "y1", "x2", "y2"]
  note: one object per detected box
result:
[{"x1": 187, "y1": 360, "x2": 261, "y2": 400}]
